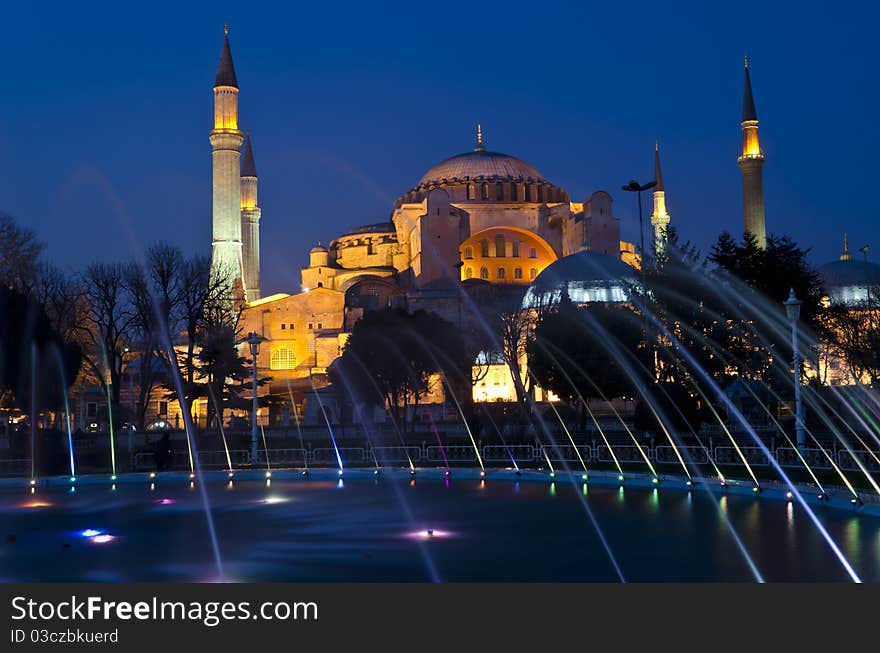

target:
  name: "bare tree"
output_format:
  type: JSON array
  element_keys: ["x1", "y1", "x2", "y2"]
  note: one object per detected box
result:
[
  {"x1": 0, "y1": 213, "x2": 43, "y2": 293},
  {"x1": 80, "y1": 263, "x2": 135, "y2": 410}
]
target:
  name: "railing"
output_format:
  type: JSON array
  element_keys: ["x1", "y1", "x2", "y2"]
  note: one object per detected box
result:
[
  {"x1": 838, "y1": 449, "x2": 880, "y2": 474},
  {"x1": 425, "y1": 445, "x2": 478, "y2": 463},
  {"x1": 776, "y1": 447, "x2": 834, "y2": 471},
  {"x1": 542, "y1": 444, "x2": 593, "y2": 463},
  {"x1": 596, "y1": 444, "x2": 647, "y2": 464},
  {"x1": 481, "y1": 445, "x2": 534, "y2": 463},
  {"x1": 655, "y1": 445, "x2": 709, "y2": 465},
  {"x1": 713, "y1": 446, "x2": 771, "y2": 467},
  {"x1": 370, "y1": 446, "x2": 422, "y2": 464}
]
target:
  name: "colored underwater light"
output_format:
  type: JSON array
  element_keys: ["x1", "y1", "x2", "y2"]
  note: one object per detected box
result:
[
  {"x1": 786, "y1": 492, "x2": 793, "y2": 500},
  {"x1": 90, "y1": 534, "x2": 115, "y2": 544},
  {"x1": 189, "y1": 473, "x2": 195, "y2": 480},
  {"x1": 149, "y1": 472, "x2": 156, "y2": 479},
  {"x1": 21, "y1": 501, "x2": 52, "y2": 509},
  {"x1": 582, "y1": 474, "x2": 588, "y2": 481},
  {"x1": 79, "y1": 529, "x2": 103, "y2": 538},
  {"x1": 29, "y1": 479, "x2": 36, "y2": 486},
  {"x1": 111, "y1": 475, "x2": 117, "y2": 481},
  {"x1": 752, "y1": 487, "x2": 760, "y2": 493},
  {"x1": 686, "y1": 480, "x2": 692, "y2": 487},
  {"x1": 155, "y1": 498, "x2": 175, "y2": 505},
  {"x1": 265, "y1": 471, "x2": 272, "y2": 479},
  {"x1": 618, "y1": 475, "x2": 624, "y2": 482},
  {"x1": 338, "y1": 469, "x2": 344, "y2": 477},
  {"x1": 480, "y1": 470, "x2": 486, "y2": 478},
  {"x1": 70, "y1": 477, "x2": 76, "y2": 483},
  {"x1": 374, "y1": 469, "x2": 380, "y2": 475},
  {"x1": 228, "y1": 472, "x2": 234, "y2": 478},
  {"x1": 652, "y1": 478, "x2": 659, "y2": 485}
]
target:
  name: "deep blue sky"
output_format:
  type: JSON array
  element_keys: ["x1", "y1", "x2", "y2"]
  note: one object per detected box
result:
[{"x1": 0, "y1": 1, "x2": 876, "y2": 295}]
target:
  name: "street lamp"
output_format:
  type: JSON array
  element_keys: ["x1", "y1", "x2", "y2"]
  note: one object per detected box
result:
[
  {"x1": 244, "y1": 332, "x2": 266, "y2": 464},
  {"x1": 621, "y1": 179, "x2": 656, "y2": 267},
  {"x1": 859, "y1": 245, "x2": 872, "y2": 304},
  {"x1": 783, "y1": 289, "x2": 806, "y2": 450}
]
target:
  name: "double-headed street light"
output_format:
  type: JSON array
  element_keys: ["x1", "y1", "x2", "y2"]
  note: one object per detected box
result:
[
  {"x1": 783, "y1": 289, "x2": 806, "y2": 450},
  {"x1": 621, "y1": 179, "x2": 656, "y2": 267},
  {"x1": 244, "y1": 332, "x2": 266, "y2": 464}
]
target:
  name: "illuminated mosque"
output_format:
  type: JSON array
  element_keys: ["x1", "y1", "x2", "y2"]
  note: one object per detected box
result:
[{"x1": 205, "y1": 30, "x2": 770, "y2": 419}]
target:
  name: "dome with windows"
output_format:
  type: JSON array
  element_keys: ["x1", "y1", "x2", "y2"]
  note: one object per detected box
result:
[
  {"x1": 818, "y1": 239, "x2": 880, "y2": 306},
  {"x1": 522, "y1": 251, "x2": 639, "y2": 309},
  {"x1": 396, "y1": 130, "x2": 569, "y2": 205}
]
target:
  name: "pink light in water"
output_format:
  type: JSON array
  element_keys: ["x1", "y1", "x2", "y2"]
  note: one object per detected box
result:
[
  {"x1": 405, "y1": 529, "x2": 453, "y2": 541},
  {"x1": 90, "y1": 534, "x2": 115, "y2": 544},
  {"x1": 155, "y1": 498, "x2": 176, "y2": 505}
]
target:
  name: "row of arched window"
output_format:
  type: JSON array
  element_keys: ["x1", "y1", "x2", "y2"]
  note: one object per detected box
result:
[
  {"x1": 463, "y1": 266, "x2": 538, "y2": 281},
  {"x1": 463, "y1": 238, "x2": 537, "y2": 259},
  {"x1": 466, "y1": 181, "x2": 548, "y2": 202}
]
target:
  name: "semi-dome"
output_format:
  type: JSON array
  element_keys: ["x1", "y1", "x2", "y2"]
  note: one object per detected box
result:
[{"x1": 522, "y1": 251, "x2": 638, "y2": 309}]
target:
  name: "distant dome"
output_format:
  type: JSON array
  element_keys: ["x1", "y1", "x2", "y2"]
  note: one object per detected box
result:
[
  {"x1": 418, "y1": 150, "x2": 546, "y2": 187},
  {"x1": 818, "y1": 258, "x2": 880, "y2": 306},
  {"x1": 523, "y1": 251, "x2": 638, "y2": 309},
  {"x1": 340, "y1": 222, "x2": 395, "y2": 237},
  {"x1": 310, "y1": 244, "x2": 328, "y2": 253}
]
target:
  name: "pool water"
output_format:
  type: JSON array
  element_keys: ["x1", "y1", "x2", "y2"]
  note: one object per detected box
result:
[{"x1": 1, "y1": 476, "x2": 878, "y2": 582}]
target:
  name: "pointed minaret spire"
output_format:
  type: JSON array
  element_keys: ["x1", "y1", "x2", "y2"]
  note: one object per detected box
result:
[
  {"x1": 474, "y1": 123, "x2": 485, "y2": 152},
  {"x1": 650, "y1": 142, "x2": 671, "y2": 259},
  {"x1": 242, "y1": 131, "x2": 257, "y2": 178},
  {"x1": 653, "y1": 140, "x2": 664, "y2": 192},
  {"x1": 215, "y1": 25, "x2": 238, "y2": 88},
  {"x1": 742, "y1": 55, "x2": 758, "y2": 122},
  {"x1": 738, "y1": 56, "x2": 766, "y2": 249},
  {"x1": 840, "y1": 233, "x2": 854, "y2": 261}
]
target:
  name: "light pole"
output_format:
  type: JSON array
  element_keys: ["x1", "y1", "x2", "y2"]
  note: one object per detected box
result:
[
  {"x1": 859, "y1": 245, "x2": 872, "y2": 304},
  {"x1": 621, "y1": 179, "x2": 656, "y2": 268},
  {"x1": 784, "y1": 289, "x2": 806, "y2": 450},
  {"x1": 244, "y1": 332, "x2": 266, "y2": 464}
]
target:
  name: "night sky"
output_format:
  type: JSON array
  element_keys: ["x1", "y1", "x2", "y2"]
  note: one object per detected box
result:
[{"x1": 0, "y1": 1, "x2": 876, "y2": 295}]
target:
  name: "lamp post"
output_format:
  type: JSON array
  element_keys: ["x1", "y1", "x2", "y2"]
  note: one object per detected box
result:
[
  {"x1": 859, "y1": 245, "x2": 872, "y2": 304},
  {"x1": 784, "y1": 289, "x2": 806, "y2": 450},
  {"x1": 453, "y1": 258, "x2": 464, "y2": 330},
  {"x1": 621, "y1": 179, "x2": 656, "y2": 267},
  {"x1": 244, "y1": 332, "x2": 266, "y2": 464}
]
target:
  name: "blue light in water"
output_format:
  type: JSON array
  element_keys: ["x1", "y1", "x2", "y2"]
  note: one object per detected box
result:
[{"x1": 80, "y1": 529, "x2": 103, "y2": 538}]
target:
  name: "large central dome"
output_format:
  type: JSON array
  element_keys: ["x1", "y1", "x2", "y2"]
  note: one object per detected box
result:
[
  {"x1": 418, "y1": 150, "x2": 547, "y2": 186},
  {"x1": 396, "y1": 130, "x2": 568, "y2": 206}
]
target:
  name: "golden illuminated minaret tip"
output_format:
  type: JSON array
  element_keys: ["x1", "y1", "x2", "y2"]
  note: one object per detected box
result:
[
  {"x1": 738, "y1": 55, "x2": 767, "y2": 249},
  {"x1": 840, "y1": 233, "x2": 854, "y2": 261},
  {"x1": 210, "y1": 25, "x2": 246, "y2": 303},
  {"x1": 475, "y1": 123, "x2": 485, "y2": 152},
  {"x1": 650, "y1": 140, "x2": 670, "y2": 258}
]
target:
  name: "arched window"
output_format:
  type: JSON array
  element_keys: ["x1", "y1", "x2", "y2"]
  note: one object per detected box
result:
[
  {"x1": 480, "y1": 267, "x2": 489, "y2": 280},
  {"x1": 529, "y1": 268, "x2": 538, "y2": 279},
  {"x1": 512, "y1": 241, "x2": 520, "y2": 258},
  {"x1": 510, "y1": 182, "x2": 518, "y2": 200},
  {"x1": 498, "y1": 267, "x2": 506, "y2": 280},
  {"x1": 495, "y1": 235, "x2": 505, "y2": 257},
  {"x1": 480, "y1": 182, "x2": 489, "y2": 200},
  {"x1": 463, "y1": 246, "x2": 473, "y2": 260},
  {"x1": 514, "y1": 267, "x2": 523, "y2": 280},
  {"x1": 464, "y1": 267, "x2": 473, "y2": 279},
  {"x1": 496, "y1": 183, "x2": 504, "y2": 200},
  {"x1": 524, "y1": 184, "x2": 532, "y2": 202},
  {"x1": 480, "y1": 239, "x2": 489, "y2": 257},
  {"x1": 536, "y1": 185, "x2": 544, "y2": 202},
  {"x1": 529, "y1": 247, "x2": 537, "y2": 259},
  {"x1": 270, "y1": 347, "x2": 296, "y2": 370},
  {"x1": 467, "y1": 184, "x2": 475, "y2": 200}
]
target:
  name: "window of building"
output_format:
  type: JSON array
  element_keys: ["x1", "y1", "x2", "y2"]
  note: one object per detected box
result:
[
  {"x1": 537, "y1": 185, "x2": 544, "y2": 202},
  {"x1": 480, "y1": 267, "x2": 489, "y2": 280},
  {"x1": 525, "y1": 184, "x2": 532, "y2": 202},
  {"x1": 280, "y1": 323, "x2": 286, "y2": 330},
  {"x1": 317, "y1": 323, "x2": 323, "y2": 329},
  {"x1": 480, "y1": 239, "x2": 489, "y2": 257},
  {"x1": 498, "y1": 267, "x2": 506, "y2": 280},
  {"x1": 467, "y1": 184, "x2": 475, "y2": 200},
  {"x1": 159, "y1": 401, "x2": 168, "y2": 416},
  {"x1": 496, "y1": 183, "x2": 504, "y2": 200},
  {"x1": 270, "y1": 347, "x2": 296, "y2": 370},
  {"x1": 530, "y1": 268, "x2": 538, "y2": 279},
  {"x1": 289, "y1": 323, "x2": 295, "y2": 330},
  {"x1": 308, "y1": 323, "x2": 313, "y2": 330},
  {"x1": 480, "y1": 182, "x2": 489, "y2": 200},
  {"x1": 511, "y1": 182, "x2": 518, "y2": 200},
  {"x1": 512, "y1": 241, "x2": 520, "y2": 257},
  {"x1": 529, "y1": 247, "x2": 537, "y2": 259},
  {"x1": 514, "y1": 267, "x2": 523, "y2": 279},
  {"x1": 464, "y1": 267, "x2": 473, "y2": 279},
  {"x1": 495, "y1": 235, "x2": 505, "y2": 257},
  {"x1": 464, "y1": 246, "x2": 473, "y2": 259},
  {"x1": 87, "y1": 403, "x2": 97, "y2": 418}
]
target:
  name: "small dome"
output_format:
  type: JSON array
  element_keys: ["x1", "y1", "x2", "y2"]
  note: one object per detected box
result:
[
  {"x1": 310, "y1": 243, "x2": 328, "y2": 253},
  {"x1": 523, "y1": 251, "x2": 638, "y2": 308},
  {"x1": 418, "y1": 150, "x2": 546, "y2": 187}
]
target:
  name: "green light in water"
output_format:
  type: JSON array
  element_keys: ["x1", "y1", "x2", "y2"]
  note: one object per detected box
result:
[
  {"x1": 618, "y1": 475, "x2": 624, "y2": 482},
  {"x1": 581, "y1": 474, "x2": 588, "y2": 481},
  {"x1": 651, "y1": 478, "x2": 659, "y2": 484},
  {"x1": 549, "y1": 483, "x2": 556, "y2": 497},
  {"x1": 582, "y1": 483, "x2": 588, "y2": 496}
]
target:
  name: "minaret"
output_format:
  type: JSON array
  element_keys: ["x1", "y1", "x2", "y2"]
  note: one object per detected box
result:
[
  {"x1": 650, "y1": 141, "x2": 670, "y2": 258},
  {"x1": 840, "y1": 233, "x2": 853, "y2": 261},
  {"x1": 210, "y1": 26, "x2": 246, "y2": 302},
  {"x1": 738, "y1": 56, "x2": 767, "y2": 249},
  {"x1": 241, "y1": 132, "x2": 261, "y2": 301},
  {"x1": 475, "y1": 123, "x2": 485, "y2": 152}
]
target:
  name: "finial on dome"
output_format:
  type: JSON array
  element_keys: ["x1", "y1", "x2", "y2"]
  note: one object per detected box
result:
[
  {"x1": 841, "y1": 232, "x2": 854, "y2": 261},
  {"x1": 224, "y1": 24, "x2": 229, "y2": 36},
  {"x1": 744, "y1": 54, "x2": 749, "y2": 69},
  {"x1": 475, "y1": 123, "x2": 485, "y2": 152}
]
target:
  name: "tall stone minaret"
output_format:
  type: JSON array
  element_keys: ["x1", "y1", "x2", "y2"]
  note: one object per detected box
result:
[
  {"x1": 210, "y1": 26, "x2": 246, "y2": 302},
  {"x1": 650, "y1": 141, "x2": 670, "y2": 258},
  {"x1": 241, "y1": 132, "x2": 261, "y2": 301},
  {"x1": 738, "y1": 56, "x2": 767, "y2": 249}
]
